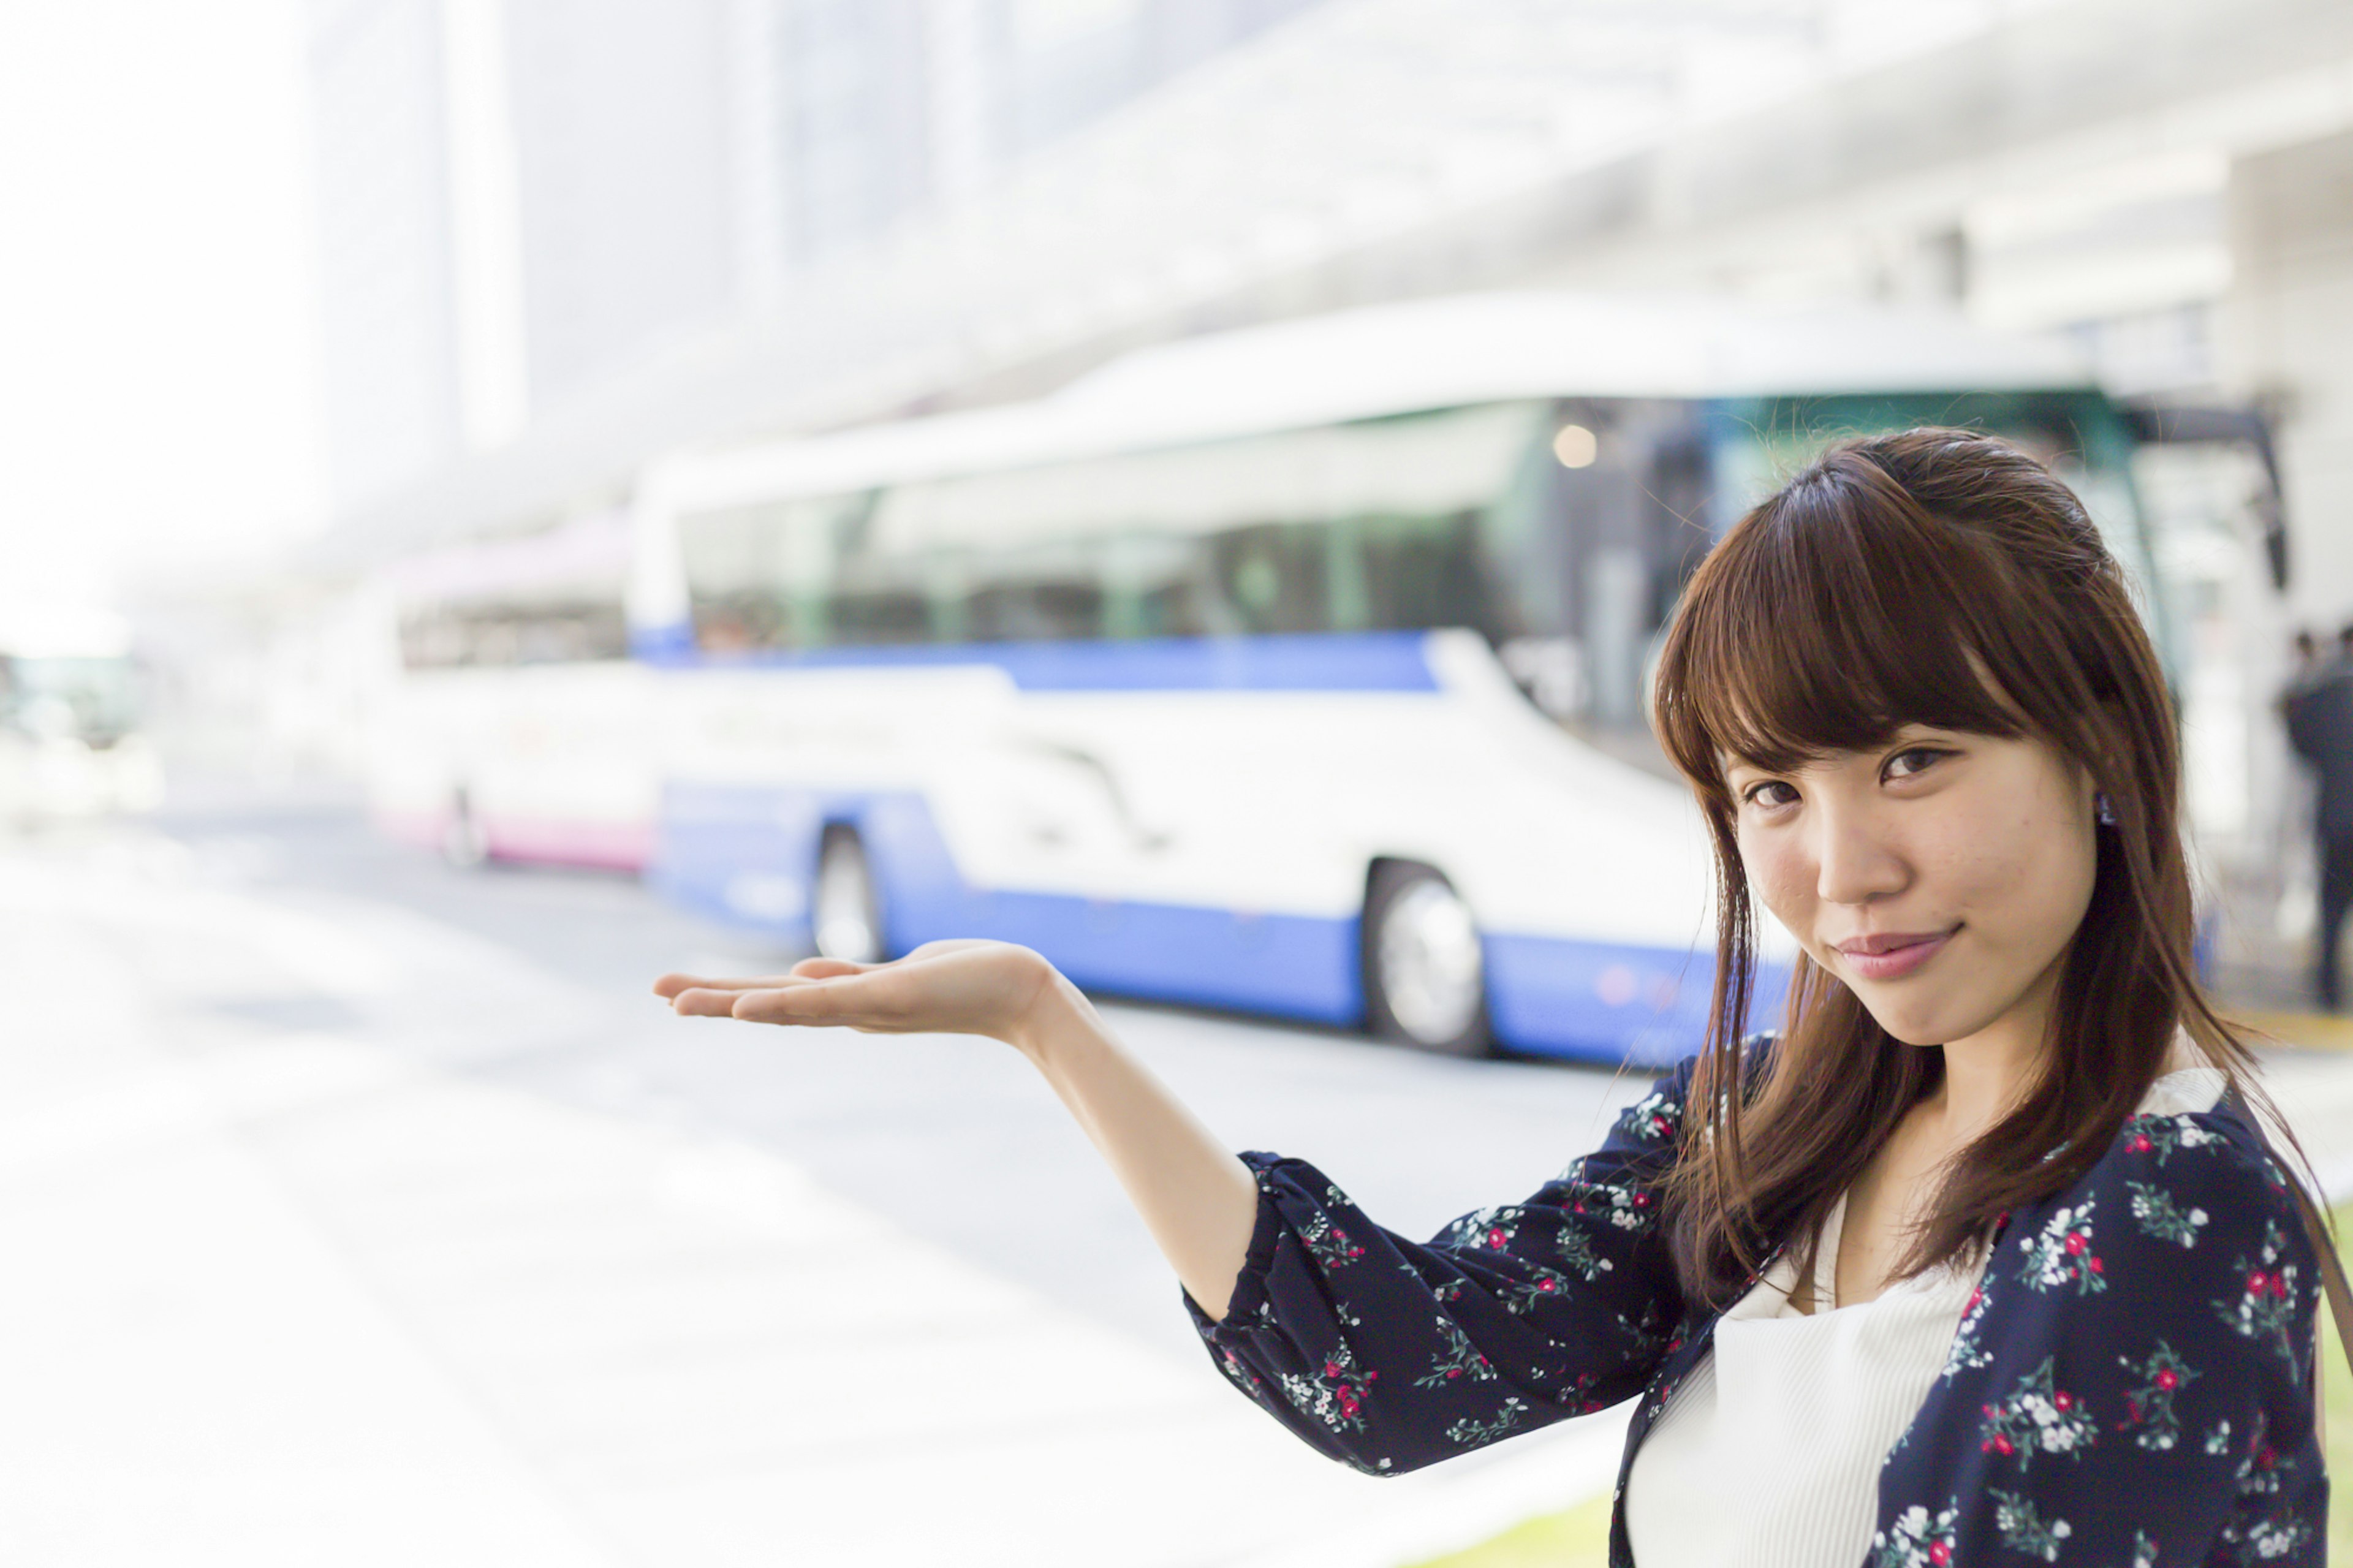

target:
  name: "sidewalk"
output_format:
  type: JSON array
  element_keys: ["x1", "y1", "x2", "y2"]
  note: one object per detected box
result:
[{"x1": 0, "y1": 836, "x2": 1626, "y2": 1568}]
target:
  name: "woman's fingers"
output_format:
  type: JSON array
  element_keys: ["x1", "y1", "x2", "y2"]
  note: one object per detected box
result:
[
  {"x1": 653, "y1": 971, "x2": 797, "y2": 999},
  {"x1": 657, "y1": 956, "x2": 884, "y2": 1002},
  {"x1": 669, "y1": 985, "x2": 770, "y2": 1017},
  {"x1": 657, "y1": 940, "x2": 1044, "y2": 1036},
  {"x1": 730, "y1": 972, "x2": 900, "y2": 1027},
  {"x1": 789, "y1": 956, "x2": 872, "y2": 979}
]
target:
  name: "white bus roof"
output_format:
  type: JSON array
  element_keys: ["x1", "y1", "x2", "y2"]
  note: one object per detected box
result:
[
  {"x1": 0, "y1": 604, "x2": 133, "y2": 659},
  {"x1": 656, "y1": 291, "x2": 2095, "y2": 512}
]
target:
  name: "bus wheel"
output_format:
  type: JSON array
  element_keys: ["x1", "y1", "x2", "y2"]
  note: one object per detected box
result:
[
  {"x1": 813, "y1": 826, "x2": 885, "y2": 963},
  {"x1": 440, "y1": 790, "x2": 488, "y2": 869},
  {"x1": 1363, "y1": 861, "x2": 1488, "y2": 1056}
]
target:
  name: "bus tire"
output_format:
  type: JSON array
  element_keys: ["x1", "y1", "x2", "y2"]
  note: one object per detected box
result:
[
  {"x1": 1362, "y1": 860, "x2": 1489, "y2": 1056},
  {"x1": 813, "y1": 825, "x2": 886, "y2": 963}
]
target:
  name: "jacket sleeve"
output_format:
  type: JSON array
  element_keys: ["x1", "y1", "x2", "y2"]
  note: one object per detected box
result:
[
  {"x1": 1879, "y1": 1110, "x2": 2327, "y2": 1567},
  {"x1": 2282, "y1": 684, "x2": 2324, "y2": 765},
  {"x1": 1184, "y1": 1055, "x2": 1697, "y2": 1477}
]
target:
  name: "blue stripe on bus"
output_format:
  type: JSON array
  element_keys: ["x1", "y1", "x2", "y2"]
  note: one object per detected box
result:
[
  {"x1": 651, "y1": 781, "x2": 1776, "y2": 1066},
  {"x1": 631, "y1": 627, "x2": 1441, "y2": 692},
  {"x1": 651, "y1": 782, "x2": 1362, "y2": 1022},
  {"x1": 1483, "y1": 933, "x2": 1791, "y2": 1067}
]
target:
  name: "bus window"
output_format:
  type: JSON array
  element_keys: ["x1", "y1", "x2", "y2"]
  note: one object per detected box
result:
[
  {"x1": 1355, "y1": 511, "x2": 1498, "y2": 637},
  {"x1": 0, "y1": 654, "x2": 141, "y2": 744},
  {"x1": 1209, "y1": 523, "x2": 1326, "y2": 635},
  {"x1": 961, "y1": 542, "x2": 1108, "y2": 642},
  {"x1": 1105, "y1": 534, "x2": 1222, "y2": 639},
  {"x1": 399, "y1": 600, "x2": 629, "y2": 667},
  {"x1": 679, "y1": 401, "x2": 1556, "y2": 653}
]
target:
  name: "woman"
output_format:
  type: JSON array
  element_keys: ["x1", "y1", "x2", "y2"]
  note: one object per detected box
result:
[{"x1": 659, "y1": 428, "x2": 2346, "y2": 1566}]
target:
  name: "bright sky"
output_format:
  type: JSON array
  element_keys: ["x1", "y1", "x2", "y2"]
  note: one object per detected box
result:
[{"x1": 0, "y1": 0, "x2": 321, "y2": 614}]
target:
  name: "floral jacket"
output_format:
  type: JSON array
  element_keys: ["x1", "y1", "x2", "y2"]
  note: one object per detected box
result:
[{"x1": 1188, "y1": 1048, "x2": 2325, "y2": 1566}]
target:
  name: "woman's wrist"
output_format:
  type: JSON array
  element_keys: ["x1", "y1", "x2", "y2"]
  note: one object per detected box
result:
[{"x1": 1002, "y1": 960, "x2": 1105, "y2": 1067}]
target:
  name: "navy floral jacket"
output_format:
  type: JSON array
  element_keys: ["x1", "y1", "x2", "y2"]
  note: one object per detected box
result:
[{"x1": 1188, "y1": 1048, "x2": 2325, "y2": 1566}]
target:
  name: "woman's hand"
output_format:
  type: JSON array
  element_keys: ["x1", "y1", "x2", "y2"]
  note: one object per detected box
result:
[
  {"x1": 654, "y1": 938, "x2": 1260, "y2": 1318},
  {"x1": 655, "y1": 939, "x2": 1074, "y2": 1053}
]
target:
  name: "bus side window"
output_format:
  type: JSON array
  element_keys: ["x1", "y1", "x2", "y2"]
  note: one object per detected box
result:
[
  {"x1": 1210, "y1": 523, "x2": 1326, "y2": 635},
  {"x1": 964, "y1": 570, "x2": 1107, "y2": 642},
  {"x1": 400, "y1": 602, "x2": 628, "y2": 668},
  {"x1": 1355, "y1": 511, "x2": 1496, "y2": 638}
]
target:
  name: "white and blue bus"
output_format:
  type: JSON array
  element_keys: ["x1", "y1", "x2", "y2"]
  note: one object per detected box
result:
[{"x1": 374, "y1": 291, "x2": 2205, "y2": 1064}]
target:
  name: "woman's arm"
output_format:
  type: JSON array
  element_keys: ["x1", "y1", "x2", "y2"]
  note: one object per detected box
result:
[
  {"x1": 657, "y1": 941, "x2": 1261, "y2": 1317},
  {"x1": 662, "y1": 940, "x2": 1696, "y2": 1476}
]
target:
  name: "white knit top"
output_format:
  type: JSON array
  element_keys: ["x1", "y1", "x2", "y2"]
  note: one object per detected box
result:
[{"x1": 1623, "y1": 1067, "x2": 2227, "y2": 1567}]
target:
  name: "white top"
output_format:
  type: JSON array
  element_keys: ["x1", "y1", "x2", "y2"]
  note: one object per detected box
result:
[{"x1": 1623, "y1": 1066, "x2": 2227, "y2": 1567}]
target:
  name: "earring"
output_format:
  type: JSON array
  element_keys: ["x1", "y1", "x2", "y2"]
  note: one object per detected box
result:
[{"x1": 2096, "y1": 792, "x2": 2118, "y2": 827}]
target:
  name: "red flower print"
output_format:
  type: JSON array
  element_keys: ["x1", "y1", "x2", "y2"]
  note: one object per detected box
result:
[
  {"x1": 2247, "y1": 1270, "x2": 2268, "y2": 1294},
  {"x1": 2064, "y1": 1232, "x2": 2086, "y2": 1255},
  {"x1": 2156, "y1": 1369, "x2": 2178, "y2": 1391},
  {"x1": 1930, "y1": 1541, "x2": 1953, "y2": 1566},
  {"x1": 2089, "y1": 1256, "x2": 2102, "y2": 1273},
  {"x1": 2054, "y1": 1392, "x2": 2074, "y2": 1412}
]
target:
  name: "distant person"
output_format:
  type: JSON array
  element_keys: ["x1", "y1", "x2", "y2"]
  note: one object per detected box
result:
[
  {"x1": 2288, "y1": 627, "x2": 2321, "y2": 686},
  {"x1": 664, "y1": 431, "x2": 2348, "y2": 1563},
  {"x1": 2283, "y1": 623, "x2": 2353, "y2": 1010}
]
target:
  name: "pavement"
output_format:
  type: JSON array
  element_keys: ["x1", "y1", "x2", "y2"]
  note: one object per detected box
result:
[
  {"x1": 9, "y1": 816, "x2": 2353, "y2": 1568},
  {"x1": 0, "y1": 825, "x2": 1641, "y2": 1568}
]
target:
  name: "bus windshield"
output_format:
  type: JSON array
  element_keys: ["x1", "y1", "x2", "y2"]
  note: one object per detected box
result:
[{"x1": 0, "y1": 654, "x2": 140, "y2": 746}]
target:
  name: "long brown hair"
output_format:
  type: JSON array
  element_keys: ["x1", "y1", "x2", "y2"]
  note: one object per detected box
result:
[{"x1": 1650, "y1": 425, "x2": 2321, "y2": 1308}]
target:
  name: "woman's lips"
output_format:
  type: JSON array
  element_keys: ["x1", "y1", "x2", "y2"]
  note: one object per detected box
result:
[{"x1": 1835, "y1": 928, "x2": 1957, "y2": 981}]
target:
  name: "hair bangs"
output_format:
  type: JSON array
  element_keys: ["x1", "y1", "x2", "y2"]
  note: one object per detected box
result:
[{"x1": 1657, "y1": 458, "x2": 2028, "y2": 794}]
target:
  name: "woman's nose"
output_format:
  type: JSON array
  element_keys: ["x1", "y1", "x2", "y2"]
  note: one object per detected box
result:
[{"x1": 1812, "y1": 802, "x2": 1909, "y2": 907}]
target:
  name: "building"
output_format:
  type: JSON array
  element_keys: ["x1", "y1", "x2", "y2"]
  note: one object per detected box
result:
[{"x1": 305, "y1": 0, "x2": 1333, "y2": 521}]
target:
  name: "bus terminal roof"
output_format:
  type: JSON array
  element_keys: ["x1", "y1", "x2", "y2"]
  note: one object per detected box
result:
[{"x1": 654, "y1": 291, "x2": 2095, "y2": 512}]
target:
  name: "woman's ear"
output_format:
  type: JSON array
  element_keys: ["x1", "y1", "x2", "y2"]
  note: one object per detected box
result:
[{"x1": 2084, "y1": 702, "x2": 2132, "y2": 822}]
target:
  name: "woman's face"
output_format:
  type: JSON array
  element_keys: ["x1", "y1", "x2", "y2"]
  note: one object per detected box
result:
[{"x1": 1725, "y1": 725, "x2": 2099, "y2": 1048}]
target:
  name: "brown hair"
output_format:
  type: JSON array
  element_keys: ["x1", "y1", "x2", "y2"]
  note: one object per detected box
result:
[{"x1": 1650, "y1": 425, "x2": 2324, "y2": 1308}]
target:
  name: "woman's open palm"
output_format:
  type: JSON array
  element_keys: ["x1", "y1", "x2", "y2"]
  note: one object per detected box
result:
[{"x1": 654, "y1": 939, "x2": 1062, "y2": 1044}]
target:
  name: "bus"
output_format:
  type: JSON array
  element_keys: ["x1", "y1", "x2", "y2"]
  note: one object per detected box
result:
[
  {"x1": 0, "y1": 607, "x2": 162, "y2": 823},
  {"x1": 371, "y1": 290, "x2": 2210, "y2": 1064}
]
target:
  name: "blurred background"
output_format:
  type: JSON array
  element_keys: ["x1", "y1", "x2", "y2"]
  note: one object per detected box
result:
[{"x1": 8, "y1": 1, "x2": 2353, "y2": 1564}]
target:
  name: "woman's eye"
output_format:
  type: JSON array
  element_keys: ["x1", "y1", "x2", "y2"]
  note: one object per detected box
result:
[
  {"x1": 1885, "y1": 746, "x2": 1947, "y2": 780},
  {"x1": 1743, "y1": 781, "x2": 1798, "y2": 808}
]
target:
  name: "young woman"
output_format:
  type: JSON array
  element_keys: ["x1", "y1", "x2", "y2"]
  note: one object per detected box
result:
[{"x1": 659, "y1": 428, "x2": 2346, "y2": 1566}]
